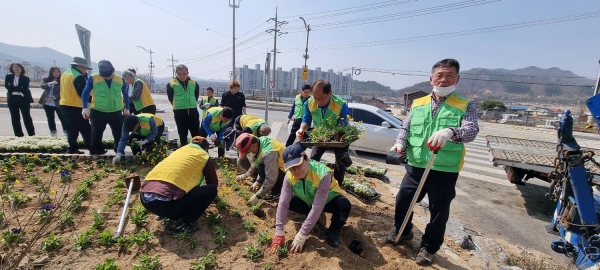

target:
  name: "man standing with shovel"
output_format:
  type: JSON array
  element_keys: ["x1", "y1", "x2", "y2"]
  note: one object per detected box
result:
[{"x1": 386, "y1": 59, "x2": 479, "y2": 266}]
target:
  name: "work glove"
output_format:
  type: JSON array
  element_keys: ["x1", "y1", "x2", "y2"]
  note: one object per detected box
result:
[
  {"x1": 112, "y1": 154, "x2": 122, "y2": 165},
  {"x1": 296, "y1": 129, "x2": 305, "y2": 141},
  {"x1": 250, "y1": 182, "x2": 262, "y2": 192},
  {"x1": 236, "y1": 173, "x2": 248, "y2": 181},
  {"x1": 248, "y1": 194, "x2": 260, "y2": 205},
  {"x1": 290, "y1": 232, "x2": 308, "y2": 253},
  {"x1": 287, "y1": 118, "x2": 293, "y2": 124},
  {"x1": 209, "y1": 133, "x2": 218, "y2": 143},
  {"x1": 426, "y1": 128, "x2": 454, "y2": 151},
  {"x1": 81, "y1": 108, "x2": 91, "y2": 120},
  {"x1": 270, "y1": 230, "x2": 286, "y2": 254},
  {"x1": 123, "y1": 109, "x2": 130, "y2": 116},
  {"x1": 137, "y1": 140, "x2": 148, "y2": 147},
  {"x1": 202, "y1": 103, "x2": 211, "y2": 109},
  {"x1": 390, "y1": 142, "x2": 405, "y2": 154}
]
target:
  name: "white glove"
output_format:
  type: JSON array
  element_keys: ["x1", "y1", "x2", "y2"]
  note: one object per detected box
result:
[
  {"x1": 248, "y1": 194, "x2": 260, "y2": 205},
  {"x1": 82, "y1": 108, "x2": 91, "y2": 119},
  {"x1": 203, "y1": 103, "x2": 211, "y2": 109},
  {"x1": 137, "y1": 140, "x2": 148, "y2": 146},
  {"x1": 296, "y1": 129, "x2": 305, "y2": 141},
  {"x1": 390, "y1": 142, "x2": 405, "y2": 153},
  {"x1": 236, "y1": 173, "x2": 248, "y2": 181},
  {"x1": 209, "y1": 133, "x2": 218, "y2": 143},
  {"x1": 250, "y1": 182, "x2": 262, "y2": 192},
  {"x1": 290, "y1": 232, "x2": 308, "y2": 253},
  {"x1": 427, "y1": 128, "x2": 454, "y2": 151},
  {"x1": 112, "y1": 154, "x2": 122, "y2": 165},
  {"x1": 123, "y1": 109, "x2": 130, "y2": 116}
]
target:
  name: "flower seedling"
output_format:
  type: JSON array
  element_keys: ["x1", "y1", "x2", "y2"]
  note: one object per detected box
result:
[
  {"x1": 60, "y1": 170, "x2": 72, "y2": 183},
  {"x1": 133, "y1": 254, "x2": 160, "y2": 270},
  {"x1": 243, "y1": 219, "x2": 256, "y2": 232},
  {"x1": 190, "y1": 249, "x2": 217, "y2": 270},
  {"x1": 215, "y1": 196, "x2": 229, "y2": 209},
  {"x1": 40, "y1": 234, "x2": 62, "y2": 252},
  {"x1": 127, "y1": 230, "x2": 154, "y2": 248},
  {"x1": 276, "y1": 245, "x2": 288, "y2": 257},
  {"x1": 98, "y1": 229, "x2": 116, "y2": 246},
  {"x1": 96, "y1": 258, "x2": 119, "y2": 270},
  {"x1": 257, "y1": 231, "x2": 272, "y2": 245},
  {"x1": 243, "y1": 242, "x2": 263, "y2": 261},
  {"x1": 172, "y1": 231, "x2": 197, "y2": 249},
  {"x1": 231, "y1": 209, "x2": 241, "y2": 218},
  {"x1": 130, "y1": 203, "x2": 149, "y2": 227},
  {"x1": 37, "y1": 204, "x2": 55, "y2": 223},
  {"x1": 26, "y1": 173, "x2": 40, "y2": 184},
  {"x1": 92, "y1": 210, "x2": 105, "y2": 230},
  {"x1": 263, "y1": 263, "x2": 275, "y2": 270},
  {"x1": 206, "y1": 211, "x2": 222, "y2": 226},
  {"x1": 2, "y1": 227, "x2": 25, "y2": 246},
  {"x1": 72, "y1": 229, "x2": 93, "y2": 250}
]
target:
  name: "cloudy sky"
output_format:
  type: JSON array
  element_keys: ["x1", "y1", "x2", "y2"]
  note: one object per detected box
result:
[{"x1": 2, "y1": 0, "x2": 599, "y2": 89}]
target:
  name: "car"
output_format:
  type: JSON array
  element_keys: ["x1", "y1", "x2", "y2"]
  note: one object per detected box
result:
[{"x1": 347, "y1": 103, "x2": 403, "y2": 155}]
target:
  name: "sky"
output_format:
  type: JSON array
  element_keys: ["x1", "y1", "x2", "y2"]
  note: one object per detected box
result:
[{"x1": 1, "y1": 0, "x2": 599, "y2": 90}]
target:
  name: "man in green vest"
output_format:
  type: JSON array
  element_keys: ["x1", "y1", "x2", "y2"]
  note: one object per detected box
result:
[
  {"x1": 167, "y1": 64, "x2": 200, "y2": 147},
  {"x1": 112, "y1": 114, "x2": 165, "y2": 164},
  {"x1": 285, "y1": 84, "x2": 312, "y2": 146},
  {"x1": 199, "y1": 87, "x2": 218, "y2": 117},
  {"x1": 122, "y1": 70, "x2": 156, "y2": 115},
  {"x1": 296, "y1": 79, "x2": 350, "y2": 185},
  {"x1": 139, "y1": 136, "x2": 218, "y2": 234},
  {"x1": 60, "y1": 56, "x2": 92, "y2": 154},
  {"x1": 81, "y1": 60, "x2": 129, "y2": 156},
  {"x1": 386, "y1": 59, "x2": 479, "y2": 266},
  {"x1": 200, "y1": 106, "x2": 233, "y2": 158},
  {"x1": 235, "y1": 133, "x2": 286, "y2": 203},
  {"x1": 269, "y1": 144, "x2": 352, "y2": 253}
]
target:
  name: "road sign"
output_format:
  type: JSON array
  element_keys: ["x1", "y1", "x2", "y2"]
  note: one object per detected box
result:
[
  {"x1": 302, "y1": 67, "x2": 308, "y2": 81},
  {"x1": 75, "y1": 24, "x2": 91, "y2": 68}
]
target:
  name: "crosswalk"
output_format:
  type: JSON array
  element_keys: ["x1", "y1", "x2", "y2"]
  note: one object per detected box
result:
[{"x1": 460, "y1": 137, "x2": 513, "y2": 186}]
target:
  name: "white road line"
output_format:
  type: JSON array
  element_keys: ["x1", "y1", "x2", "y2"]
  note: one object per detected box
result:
[
  {"x1": 269, "y1": 122, "x2": 282, "y2": 140},
  {"x1": 465, "y1": 151, "x2": 491, "y2": 160},
  {"x1": 463, "y1": 157, "x2": 504, "y2": 173},
  {"x1": 459, "y1": 169, "x2": 512, "y2": 186}
]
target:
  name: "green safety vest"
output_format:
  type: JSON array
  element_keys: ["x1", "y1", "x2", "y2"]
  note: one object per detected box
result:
[
  {"x1": 293, "y1": 94, "x2": 309, "y2": 119},
  {"x1": 203, "y1": 107, "x2": 230, "y2": 132},
  {"x1": 254, "y1": 136, "x2": 286, "y2": 171},
  {"x1": 91, "y1": 73, "x2": 124, "y2": 112},
  {"x1": 307, "y1": 94, "x2": 346, "y2": 128},
  {"x1": 134, "y1": 113, "x2": 164, "y2": 137},
  {"x1": 170, "y1": 79, "x2": 197, "y2": 109},
  {"x1": 407, "y1": 92, "x2": 469, "y2": 173},
  {"x1": 239, "y1": 115, "x2": 268, "y2": 136},
  {"x1": 201, "y1": 96, "x2": 218, "y2": 114},
  {"x1": 286, "y1": 160, "x2": 342, "y2": 205}
]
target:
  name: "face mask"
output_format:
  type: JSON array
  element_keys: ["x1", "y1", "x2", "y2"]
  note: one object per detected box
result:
[
  {"x1": 432, "y1": 85, "x2": 456, "y2": 97},
  {"x1": 246, "y1": 152, "x2": 256, "y2": 160}
]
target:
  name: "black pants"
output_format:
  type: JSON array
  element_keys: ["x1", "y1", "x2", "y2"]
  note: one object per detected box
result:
[
  {"x1": 7, "y1": 95, "x2": 35, "y2": 137},
  {"x1": 310, "y1": 145, "x2": 350, "y2": 186},
  {"x1": 90, "y1": 109, "x2": 122, "y2": 155},
  {"x1": 285, "y1": 118, "x2": 303, "y2": 146},
  {"x1": 60, "y1": 105, "x2": 91, "y2": 153},
  {"x1": 199, "y1": 127, "x2": 225, "y2": 157},
  {"x1": 394, "y1": 165, "x2": 459, "y2": 254},
  {"x1": 129, "y1": 125, "x2": 165, "y2": 155},
  {"x1": 289, "y1": 195, "x2": 351, "y2": 231},
  {"x1": 132, "y1": 104, "x2": 157, "y2": 115},
  {"x1": 174, "y1": 108, "x2": 200, "y2": 147},
  {"x1": 140, "y1": 185, "x2": 217, "y2": 224},
  {"x1": 43, "y1": 105, "x2": 68, "y2": 134},
  {"x1": 257, "y1": 164, "x2": 285, "y2": 196}
]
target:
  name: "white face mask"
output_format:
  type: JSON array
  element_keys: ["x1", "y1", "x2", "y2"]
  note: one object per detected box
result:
[
  {"x1": 246, "y1": 152, "x2": 256, "y2": 160},
  {"x1": 432, "y1": 85, "x2": 456, "y2": 97}
]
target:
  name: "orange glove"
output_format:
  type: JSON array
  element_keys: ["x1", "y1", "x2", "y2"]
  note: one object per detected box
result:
[{"x1": 270, "y1": 234, "x2": 286, "y2": 254}]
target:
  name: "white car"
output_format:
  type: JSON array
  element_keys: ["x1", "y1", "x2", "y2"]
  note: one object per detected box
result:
[{"x1": 347, "y1": 103, "x2": 403, "y2": 155}]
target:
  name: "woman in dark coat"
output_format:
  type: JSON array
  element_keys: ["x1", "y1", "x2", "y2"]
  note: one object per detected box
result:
[
  {"x1": 39, "y1": 67, "x2": 68, "y2": 136},
  {"x1": 4, "y1": 63, "x2": 35, "y2": 137}
]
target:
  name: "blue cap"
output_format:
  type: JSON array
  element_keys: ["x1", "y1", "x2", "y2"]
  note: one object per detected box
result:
[
  {"x1": 98, "y1": 60, "x2": 114, "y2": 77},
  {"x1": 283, "y1": 144, "x2": 306, "y2": 170}
]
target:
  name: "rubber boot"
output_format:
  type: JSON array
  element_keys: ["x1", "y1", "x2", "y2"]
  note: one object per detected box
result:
[{"x1": 326, "y1": 219, "x2": 345, "y2": 248}]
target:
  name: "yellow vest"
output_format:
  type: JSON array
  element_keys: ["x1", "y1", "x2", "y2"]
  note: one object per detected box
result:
[
  {"x1": 144, "y1": 144, "x2": 209, "y2": 193},
  {"x1": 59, "y1": 67, "x2": 84, "y2": 107},
  {"x1": 239, "y1": 115, "x2": 268, "y2": 136},
  {"x1": 132, "y1": 78, "x2": 155, "y2": 111}
]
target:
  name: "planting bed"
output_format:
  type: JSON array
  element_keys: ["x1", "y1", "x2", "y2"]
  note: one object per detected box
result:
[{"x1": 0, "y1": 154, "x2": 564, "y2": 269}]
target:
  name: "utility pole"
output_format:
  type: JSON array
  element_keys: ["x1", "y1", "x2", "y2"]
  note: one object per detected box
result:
[
  {"x1": 299, "y1": 17, "x2": 310, "y2": 86},
  {"x1": 137, "y1": 46, "x2": 154, "y2": 91},
  {"x1": 53, "y1": 60, "x2": 56, "y2": 67},
  {"x1": 230, "y1": 0, "x2": 241, "y2": 82},
  {"x1": 267, "y1": 7, "x2": 287, "y2": 102},
  {"x1": 167, "y1": 54, "x2": 178, "y2": 79},
  {"x1": 265, "y1": 52, "x2": 271, "y2": 121}
]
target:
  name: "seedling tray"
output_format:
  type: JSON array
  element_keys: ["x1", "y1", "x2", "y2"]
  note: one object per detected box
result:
[
  {"x1": 301, "y1": 140, "x2": 349, "y2": 148},
  {"x1": 341, "y1": 186, "x2": 381, "y2": 203}
]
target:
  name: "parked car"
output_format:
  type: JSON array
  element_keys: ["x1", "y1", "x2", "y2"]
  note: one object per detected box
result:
[{"x1": 347, "y1": 103, "x2": 403, "y2": 155}]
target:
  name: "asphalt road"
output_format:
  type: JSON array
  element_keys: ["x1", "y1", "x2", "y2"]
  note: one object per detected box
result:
[{"x1": 1, "y1": 90, "x2": 589, "y2": 266}]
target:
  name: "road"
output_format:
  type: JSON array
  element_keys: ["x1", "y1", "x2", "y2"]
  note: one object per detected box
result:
[{"x1": 1, "y1": 90, "x2": 588, "y2": 266}]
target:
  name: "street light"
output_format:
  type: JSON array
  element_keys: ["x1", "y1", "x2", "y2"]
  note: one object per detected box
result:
[
  {"x1": 299, "y1": 17, "x2": 310, "y2": 85},
  {"x1": 137, "y1": 46, "x2": 154, "y2": 91}
]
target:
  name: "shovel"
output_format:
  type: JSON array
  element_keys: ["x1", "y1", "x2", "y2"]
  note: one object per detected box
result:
[
  {"x1": 393, "y1": 150, "x2": 438, "y2": 244},
  {"x1": 115, "y1": 176, "x2": 141, "y2": 239}
]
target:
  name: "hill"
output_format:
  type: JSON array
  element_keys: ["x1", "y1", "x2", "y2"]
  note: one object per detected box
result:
[{"x1": 399, "y1": 66, "x2": 596, "y2": 104}]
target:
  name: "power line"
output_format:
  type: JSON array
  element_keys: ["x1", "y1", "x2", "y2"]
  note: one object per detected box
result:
[
  {"x1": 139, "y1": 0, "x2": 227, "y2": 37},
  {"x1": 181, "y1": 34, "x2": 271, "y2": 66},
  {"x1": 280, "y1": 0, "x2": 417, "y2": 20},
  {"x1": 342, "y1": 67, "x2": 596, "y2": 80}
]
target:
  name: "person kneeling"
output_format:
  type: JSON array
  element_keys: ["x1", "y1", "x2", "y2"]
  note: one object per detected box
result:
[
  {"x1": 113, "y1": 114, "x2": 165, "y2": 164},
  {"x1": 139, "y1": 136, "x2": 218, "y2": 234},
  {"x1": 269, "y1": 144, "x2": 352, "y2": 253}
]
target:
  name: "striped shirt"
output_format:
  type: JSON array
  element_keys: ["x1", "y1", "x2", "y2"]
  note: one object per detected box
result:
[{"x1": 395, "y1": 93, "x2": 479, "y2": 145}]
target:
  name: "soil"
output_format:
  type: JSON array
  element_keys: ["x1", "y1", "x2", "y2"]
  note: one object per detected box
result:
[{"x1": 0, "y1": 156, "x2": 566, "y2": 269}]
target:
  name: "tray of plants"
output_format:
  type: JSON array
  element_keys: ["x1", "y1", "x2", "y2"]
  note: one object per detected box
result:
[
  {"x1": 341, "y1": 178, "x2": 381, "y2": 203},
  {"x1": 300, "y1": 123, "x2": 364, "y2": 148}
]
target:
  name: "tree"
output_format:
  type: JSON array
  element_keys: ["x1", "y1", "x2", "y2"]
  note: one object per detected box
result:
[{"x1": 480, "y1": 99, "x2": 507, "y2": 109}]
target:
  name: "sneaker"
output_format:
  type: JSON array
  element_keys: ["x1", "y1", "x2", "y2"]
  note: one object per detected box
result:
[
  {"x1": 164, "y1": 219, "x2": 200, "y2": 234},
  {"x1": 385, "y1": 231, "x2": 414, "y2": 244},
  {"x1": 415, "y1": 247, "x2": 434, "y2": 265},
  {"x1": 263, "y1": 193, "x2": 280, "y2": 201}
]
